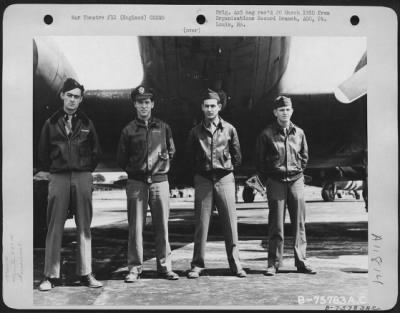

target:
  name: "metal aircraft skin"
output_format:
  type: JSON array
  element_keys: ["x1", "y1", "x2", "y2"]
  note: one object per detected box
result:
[{"x1": 33, "y1": 36, "x2": 367, "y2": 203}]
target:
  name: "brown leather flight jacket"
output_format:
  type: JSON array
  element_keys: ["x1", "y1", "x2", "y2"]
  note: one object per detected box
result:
[
  {"x1": 38, "y1": 109, "x2": 101, "y2": 173},
  {"x1": 185, "y1": 118, "x2": 242, "y2": 179},
  {"x1": 116, "y1": 118, "x2": 175, "y2": 183},
  {"x1": 256, "y1": 122, "x2": 309, "y2": 182}
]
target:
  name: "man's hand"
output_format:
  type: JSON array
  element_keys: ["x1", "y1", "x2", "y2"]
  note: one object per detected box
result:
[{"x1": 34, "y1": 171, "x2": 50, "y2": 181}]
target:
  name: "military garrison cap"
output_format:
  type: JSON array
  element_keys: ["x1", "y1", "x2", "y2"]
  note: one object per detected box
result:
[
  {"x1": 131, "y1": 85, "x2": 154, "y2": 101},
  {"x1": 62, "y1": 78, "x2": 84, "y2": 93},
  {"x1": 203, "y1": 88, "x2": 221, "y2": 103},
  {"x1": 274, "y1": 95, "x2": 292, "y2": 109}
]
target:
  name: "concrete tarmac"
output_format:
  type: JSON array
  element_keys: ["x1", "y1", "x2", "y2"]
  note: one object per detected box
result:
[{"x1": 33, "y1": 187, "x2": 368, "y2": 309}]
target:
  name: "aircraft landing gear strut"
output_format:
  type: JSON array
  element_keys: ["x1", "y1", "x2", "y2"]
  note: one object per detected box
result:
[{"x1": 242, "y1": 175, "x2": 267, "y2": 203}]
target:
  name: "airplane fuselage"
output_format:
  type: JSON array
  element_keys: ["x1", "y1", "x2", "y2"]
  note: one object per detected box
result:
[{"x1": 33, "y1": 36, "x2": 367, "y2": 187}]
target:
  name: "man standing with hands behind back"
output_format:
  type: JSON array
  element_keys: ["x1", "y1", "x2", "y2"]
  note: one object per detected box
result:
[
  {"x1": 117, "y1": 85, "x2": 179, "y2": 282},
  {"x1": 256, "y1": 95, "x2": 316, "y2": 276},
  {"x1": 185, "y1": 89, "x2": 247, "y2": 279},
  {"x1": 38, "y1": 78, "x2": 102, "y2": 291}
]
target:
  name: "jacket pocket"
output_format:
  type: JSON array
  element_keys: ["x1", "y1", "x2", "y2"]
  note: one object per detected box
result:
[
  {"x1": 195, "y1": 151, "x2": 206, "y2": 165},
  {"x1": 79, "y1": 129, "x2": 90, "y2": 140},
  {"x1": 49, "y1": 148, "x2": 65, "y2": 170},
  {"x1": 79, "y1": 146, "x2": 92, "y2": 168},
  {"x1": 223, "y1": 150, "x2": 232, "y2": 169},
  {"x1": 50, "y1": 148, "x2": 60, "y2": 160},
  {"x1": 266, "y1": 154, "x2": 280, "y2": 169},
  {"x1": 158, "y1": 152, "x2": 170, "y2": 173},
  {"x1": 295, "y1": 153, "x2": 303, "y2": 170},
  {"x1": 79, "y1": 146, "x2": 91, "y2": 156},
  {"x1": 223, "y1": 150, "x2": 231, "y2": 160}
]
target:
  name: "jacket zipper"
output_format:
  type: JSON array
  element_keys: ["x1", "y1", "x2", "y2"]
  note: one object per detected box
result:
[
  {"x1": 146, "y1": 123, "x2": 151, "y2": 175},
  {"x1": 68, "y1": 136, "x2": 71, "y2": 170},
  {"x1": 210, "y1": 129, "x2": 214, "y2": 171},
  {"x1": 284, "y1": 130, "x2": 288, "y2": 181}
]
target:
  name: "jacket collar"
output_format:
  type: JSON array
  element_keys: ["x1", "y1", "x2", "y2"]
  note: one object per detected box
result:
[
  {"x1": 49, "y1": 108, "x2": 90, "y2": 126},
  {"x1": 272, "y1": 121, "x2": 296, "y2": 135},
  {"x1": 201, "y1": 117, "x2": 226, "y2": 131},
  {"x1": 134, "y1": 117, "x2": 161, "y2": 128}
]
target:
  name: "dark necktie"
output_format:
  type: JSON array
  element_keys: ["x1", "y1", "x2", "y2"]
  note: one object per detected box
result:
[
  {"x1": 65, "y1": 115, "x2": 73, "y2": 135},
  {"x1": 284, "y1": 127, "x2": 289, "y2": 137}
]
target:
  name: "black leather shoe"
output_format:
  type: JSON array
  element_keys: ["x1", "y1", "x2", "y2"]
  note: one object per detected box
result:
[
  {"x1": 297, "y1": 265, "x2": 317, "y2": 274},
  {"x1": 80, "y1": 273, "x2": 103, "y2": 288},
  {"x1": 159, "y1": 271, "x2": 179, "y2": 280}
]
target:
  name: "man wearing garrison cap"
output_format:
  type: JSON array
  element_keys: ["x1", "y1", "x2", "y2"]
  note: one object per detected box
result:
[
  {"x1": 37, "y1": 78, "x2": 102, "y2": 291},
  {"x1": 117, "y1": 85, "x2": 179, "y2": 282},
  {"x1": 256, "y1": 95, "x2": 316, "y2": 276},
  {"x1": 185, "y1": 89, "x2": 247, "y2": 279}
]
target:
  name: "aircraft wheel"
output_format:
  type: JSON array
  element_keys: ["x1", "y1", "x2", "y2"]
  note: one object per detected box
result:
[
  {"x1": 321, "y1": 183, "x2": 336, "y2": 202},
  {"x1": 242, "y1": 186, "x2": 255, "y2": 203}
]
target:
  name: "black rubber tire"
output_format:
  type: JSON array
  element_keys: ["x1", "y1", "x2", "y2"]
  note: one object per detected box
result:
[
  {"x1": 243, "y1": 186, "x2": 255, "y2": 203},
  {"x1": 321, "y1": 183, "x2": 336, "y2": 202}
]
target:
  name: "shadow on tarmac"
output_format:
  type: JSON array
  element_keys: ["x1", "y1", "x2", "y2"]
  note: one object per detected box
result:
[{"x1": 34, "y1": 211, "x2": 367, "y2": 289}]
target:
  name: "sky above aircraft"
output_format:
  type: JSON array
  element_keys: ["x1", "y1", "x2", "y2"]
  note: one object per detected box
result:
[
  {"x1": 53, "y1": 36, "x2": 143, "y2": 89},
  {"x1": 280, "y1": 36, "x2": 366, "y2": 94},
  {"x1": 53, "y1": 36, "x2": 366, "y2": 93}
]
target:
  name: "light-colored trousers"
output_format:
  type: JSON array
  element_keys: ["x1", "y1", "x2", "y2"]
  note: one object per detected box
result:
[
  {"x1": 44, "y1": 172, "x2": 93, "y2": 278},
  {"x1": 266, "y1": 177, "x2": 307, "y2": 269},
  {"x1": 191, "y1": 173, "x2": 243, "y2": 273},
  {"x1": 126, "y1": 179, "x2": 172, "y2": 274}
]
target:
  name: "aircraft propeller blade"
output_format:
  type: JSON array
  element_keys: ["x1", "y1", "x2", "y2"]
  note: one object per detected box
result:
[{"x1": 334, "y1": 65, "x2": 367, "y2": 103}]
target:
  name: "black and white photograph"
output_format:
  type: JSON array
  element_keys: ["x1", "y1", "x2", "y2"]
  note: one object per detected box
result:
[{"x1": 2, "y1": 4, "x2": 398, "y2": 311}]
